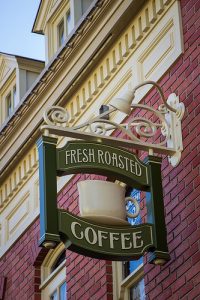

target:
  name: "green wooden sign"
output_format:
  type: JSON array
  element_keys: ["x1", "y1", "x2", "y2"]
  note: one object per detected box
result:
[
  {"x1": 57, "y1": 141, "x2": 148, "y2": 189},
  {"x1": 37, "y1": 136, "x2": 170, "y2": 264},
  {"x1": 59, "y1": 210, "x2": 153, "y2": 260}
]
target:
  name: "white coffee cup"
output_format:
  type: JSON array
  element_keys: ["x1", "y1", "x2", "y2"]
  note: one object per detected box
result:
[{"x1": 77, "y1": 180, "x2": 140, "y2": 225}]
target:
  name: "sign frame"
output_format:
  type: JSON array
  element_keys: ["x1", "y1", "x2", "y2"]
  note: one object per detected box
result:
[{"x1": 37, "y1": 135, "x2": 170, "y2": 264}]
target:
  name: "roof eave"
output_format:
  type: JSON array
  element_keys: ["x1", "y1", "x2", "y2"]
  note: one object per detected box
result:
[{"x1": 32, "y1": 0, "x2": 45, "y2": 35}]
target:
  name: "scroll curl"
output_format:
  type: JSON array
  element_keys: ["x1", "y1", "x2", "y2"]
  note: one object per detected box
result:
[{"x1": 43, "y1": 106, "x2": 69, "y2": 126}]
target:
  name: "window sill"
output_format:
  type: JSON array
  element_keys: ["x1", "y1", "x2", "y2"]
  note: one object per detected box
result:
[
  {"x1": 121, "y1": 264, "x2": 144, "y2": 288},
  {"x1": 40, "y1": 259, "x2": 66, "y2": 290}
]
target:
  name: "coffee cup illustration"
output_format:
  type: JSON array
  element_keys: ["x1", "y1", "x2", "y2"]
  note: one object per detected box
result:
[{"x1": 77, "y1": 180, "x2": 140, "y2": 225}]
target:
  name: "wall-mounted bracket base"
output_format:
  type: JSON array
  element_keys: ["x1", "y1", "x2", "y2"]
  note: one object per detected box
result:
[{"x1": 165, "y1": 93, "x2": 185, "y2": 166}]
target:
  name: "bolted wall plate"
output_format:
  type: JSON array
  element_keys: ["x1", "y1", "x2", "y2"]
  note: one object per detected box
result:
[{"x1": 165, "y1": 93, "x2": 185, "y2": 167}]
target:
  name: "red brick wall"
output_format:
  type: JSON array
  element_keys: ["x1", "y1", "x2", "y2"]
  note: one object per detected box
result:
[
  {"x1": 143, "y1": 0, "x2": 200, "y2": 299},
  {"x1": 0, "y1": 218, "x2": 45, "y2": 300}
]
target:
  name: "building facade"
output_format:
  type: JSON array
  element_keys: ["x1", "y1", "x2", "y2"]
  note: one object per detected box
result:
[{"x1": 0, "y1": 0, "x2": 199, "y2": 299}]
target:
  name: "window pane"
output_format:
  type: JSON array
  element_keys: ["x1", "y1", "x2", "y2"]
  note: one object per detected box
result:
[
  {"x1": 6, "y1": 93, "x2": 12, "y2": 117},
  {"x1": 130, "y1": 278, "x2": 145, "y2": 300},
  {"x1": 58, "y1": 20, "x2": 64, "y2": 47},
  {"x1": 123, "y1": 189, "x2": 145, "y2": 299},
  {"x1": 128, "y1": 257, "x2": 143, "y2": 275},
  {"x1": 81, "y1": 0, "x2": 93, "y2": 15},
  {"x1": 59, "y1": 282, "x2": 66, "y2": 300},
  {"x1": 50, "y1": 290, "x2": 58, "y2": 300},
  {"x1": 126, "y1": 189, "x2": 141, "y2": 226},
  {"x1": 66, "y1": 11, "x2": 72, "y2": 35},
  {"x1": 124, "y1": 189, "x2": 143, "y2": 277},
  {"x1": 13, "y1": 86, "x2": 18, "y2": 107},
  {"x1": 51, "y1": 250, "x2": 66, "y2": 273}
]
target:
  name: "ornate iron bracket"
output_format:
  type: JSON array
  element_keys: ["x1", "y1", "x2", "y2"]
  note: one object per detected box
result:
[{"x1": 40, "y1": 81, "x2": 185, "y2": 167}]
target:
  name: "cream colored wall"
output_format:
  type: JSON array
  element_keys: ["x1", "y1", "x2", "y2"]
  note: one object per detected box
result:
[
  {"x1": 0, "y1": 169, "x2": 39, "y2": 256},
  {"x1": 0, "y1": 0, "x2": 183, "y2": 258}
]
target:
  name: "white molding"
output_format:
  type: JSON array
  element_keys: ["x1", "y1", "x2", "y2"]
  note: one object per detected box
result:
[
  {"x1": 41, "y1": 242, "x2": 65, "y2": 284},
  {"x1": 5, "y1": 192, "x2": 30, "y2": 241},
  {"x1": 40, "y1": 243, "x2": 66, "y2": 300},
  {"x1": 112, "y1": 261, "x2": 144, "y2": 300},
  {"x1": 41, "y1": 267, "x2": 66, "y2": 299}
]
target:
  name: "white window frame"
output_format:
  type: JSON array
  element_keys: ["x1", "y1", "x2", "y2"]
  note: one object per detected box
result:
[
  {"x1": 40, "y1": 243, "x2": 66, "y2": 300},
  {"x1": 71, "y1": 0, "x2": 94, "y2": 25},
  {"x1": 5, "y1": 91, "x2": 12, "y2": 118},
  {"x1": 57, "y1": 18, "x2": 65, "y2": 48},
  {"x1": 3, "y1": 81, "x2": 17, "y2": 121},
  {"x1": 53, "y1": 6, "x2": 72, "y2": 51},
  {"x1": 46, "y1": 0, "x2": 94, "y2": 61},
  {"x1": 113, "y1": 261, "x2": 144, "y2": 300}
]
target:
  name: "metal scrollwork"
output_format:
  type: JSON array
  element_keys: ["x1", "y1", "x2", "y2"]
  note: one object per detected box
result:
[
  {"x1": 130, "y1": 118, "x2": 157, "y2": 137},
  {"x1": 90, "y1": 123, "x2": 107, "y2": 135},
  {"x1": 124, "y1": 103, "x2": 170, "y2": 146},
  {"x1": 41, "y1": 104, "x2": 169, "y2": 146},
  {"x1": 43, "y1": 106, "x2": 69, "y2": 126},
  {"x1": 41, "y1": 81, "x2": 185, "y2": 167}
]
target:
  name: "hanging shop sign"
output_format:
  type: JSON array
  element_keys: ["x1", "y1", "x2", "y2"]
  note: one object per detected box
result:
[{"x1": 37, "y1": 136, "x2": 170, "y2": 264}]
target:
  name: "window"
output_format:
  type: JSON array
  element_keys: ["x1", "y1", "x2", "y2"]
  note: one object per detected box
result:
[
  {"x1": 121, "y1": 259, "x2": 145, "y2": 300},
  {"x1": 113, "y1": 189, "x2": 145, "y2": 300},
  {"x1": 5, "y1": 85, "x2": 18, "y2": 119},
  {"x1": 40, "y1": 243, "x2": 67, "y2": 300},
  {"x1": 123, "y1": 189, "x2": 145, "y2": 300},
  {"x1": 13, "y1": 85, "x2": 18, "y2": 107},
  {"x1": 51, "y1": 251, "x2": 66, "y2": 272},
  {"x1": 47, "y1": 1, "x2": 94, "y2": 61},
  {"x1": 72, "y1": 0, "x2": 93, "y2": 25},
  {"x1": 57, "y1": 10, "x2": 72, "y2": 49},
  {"x1": 80, "y1": 0, "x2": 93, "y2": 15},
  {"x1": 6, "y1": 93, "x2": 12, "y2": 117},
  {"x1": 58, "y1": 20, "x2": 65, "y2": 47},
  {"x1": 129, "y1": 279, "x2": 145, "y2": 300},
  {"x1": 66, "y1": 11, "x2": 73, "y2": 35},
  {"x1": 50, "y1": 281, "x2": 66, "y2": 300}
]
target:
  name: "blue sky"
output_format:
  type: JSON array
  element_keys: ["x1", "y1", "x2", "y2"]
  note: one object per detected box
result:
[{"x1": 0, "y1": 0, "x2": 45, "y2": 61}]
